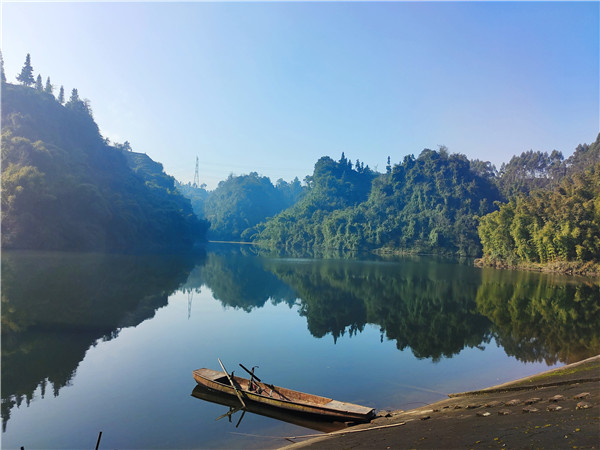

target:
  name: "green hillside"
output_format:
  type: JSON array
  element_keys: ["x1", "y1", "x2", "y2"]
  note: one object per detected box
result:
[
  {"x1": 478, "y1": 136, "x2": 600, "y2": 270},
  {"x1": 1, "y1": 82, "x2": 208, "y2": 251},
  {"x1": 252, "y1": 150, "x2": 501, "y2": 256}
]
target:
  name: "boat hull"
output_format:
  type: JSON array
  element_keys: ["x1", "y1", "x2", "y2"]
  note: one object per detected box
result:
[
  {"x1": 192, "y1": 368, "x2": 375, "y2": 423},
  {"x1": 191, "y1": 385, "x2": 349, "y2": 432}
]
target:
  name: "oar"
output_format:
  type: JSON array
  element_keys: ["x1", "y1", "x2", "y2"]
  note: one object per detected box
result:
[
  {"x1": 215, "y1": 406, "x2": 243, "y2": 422},
  {"x1": 218, "y1": 358, "x2": 246, "y2": 409},
  {"x1": 239, "y1": 363, "x2": 262, "y2": 382},
  {"x1": 238, "y1": 363, "x2": 290, "y2": 401},
  {"x1": 235, "y1": 409, "x2": 246, "y2": 428},
  {"x1": 239, "y1": 363, "x2": 266, "y2": 393}
]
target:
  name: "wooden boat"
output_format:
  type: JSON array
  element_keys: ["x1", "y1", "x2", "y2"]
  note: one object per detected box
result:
[
  {"x1": 191, "y1": 384, "x2": 348, "y2": 433},
  {"x1": 192, "y1": 367, "x2": 375, "y2": 423}
]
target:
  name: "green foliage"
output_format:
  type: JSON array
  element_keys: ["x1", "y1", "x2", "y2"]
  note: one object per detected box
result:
[
  {"x1": 564, "y1": 133, "x2": 600, "y2": 176},
  {"x1": 0, "y1": 51, "x2": 6, "y2": 84},
  {"x1": 497, "y1": 149, "x2": 565, "y2": 198},
  {"x1": 191, "y1": 249, "x2": 297, "y2": 312},
  {"x1": 265, "y1": 257, "x2": 491, "y2": 360},
  {"x1": 202, "y1": 172, "x2": 305, "y2": 241},
  {"x1": 64, "y1": 88, "x2": 93, "y2": 117},
  {"x1": 255, "y1": 149, "x2": 500, "y2": 256},
  {"x1": 1, "y1": 251, "x2": 203, "y2": 429},
  {"x1": 364, "y1": 149, "x2": 501, "y2": 255},
  {"x1": 479, "y1": 152, "x2": 600, "y2": 265},
  {"x1": 16, "y1": 54, "x2": 34, "y2": 86},
  {"x1": 253, "y1": 154, "x2": 376, "y2": 252},
  {"x1": 44, "y1": 77, "x2": 53, "y2": 95},
  {"x1": 1, "y1": 82, "x2": 207, "y2": 251},
  {"x1": 476, "y1": 268, "x2": 600, "y2": 364}
]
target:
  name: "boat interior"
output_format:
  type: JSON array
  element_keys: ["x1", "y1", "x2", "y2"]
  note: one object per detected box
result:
[{"x1": 214, "y1": 374, "x2": 332, "y2": 405}]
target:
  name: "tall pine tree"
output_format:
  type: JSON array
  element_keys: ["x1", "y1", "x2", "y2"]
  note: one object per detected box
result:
[
  {"x1": 65, "y1": 88, "x2": 81, "y2": 108},
  {"x1": 44, "y1": 77, "x2": 53, "y2": 95},
  {"x1": 0, "y1": 51, "x2": 6, "y2": 84},
  {"x1": 16, "y1": 53, "x2": 35, "y2": 86}
]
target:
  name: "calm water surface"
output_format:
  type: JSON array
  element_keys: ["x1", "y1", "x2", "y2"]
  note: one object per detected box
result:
[{"x1": 2, "y1": 247, "x2": 599, "y2": 449}]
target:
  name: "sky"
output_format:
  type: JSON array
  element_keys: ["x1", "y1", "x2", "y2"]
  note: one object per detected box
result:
[{"x1": 2, "y1": 1, "x2": 598, "y2": 190}]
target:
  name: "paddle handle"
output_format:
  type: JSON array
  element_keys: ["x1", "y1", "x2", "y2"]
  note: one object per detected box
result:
[
  {"x1": 239, "y1": 363, "x2": 262, "y2": 382},
  {"x1": 218, "y1": 358, "x2": 246, "y2": 409}
]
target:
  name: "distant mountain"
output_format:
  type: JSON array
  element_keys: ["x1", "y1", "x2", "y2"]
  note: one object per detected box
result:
[{"x1": 1, "y1": 82, "x2": 208, "y2": 251}]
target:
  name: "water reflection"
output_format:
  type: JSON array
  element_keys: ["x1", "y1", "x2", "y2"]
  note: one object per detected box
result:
[
  {"x1": 183, "y1": 248, "x2": 297, "y2": 311},
  {"x1": 1, "y1": 250, "x2": 204, "y2": 431},
  {"x1": 476, "y1": 268, "x2": 600, "y2": 365},
  {"x1": 2, "y1": 248, "x2": 599, "y2": 434},
  {"x1": 265, "y1": 258, "x2": 492, "y2": 361},
  {"x1": 191, "y1": 385, "x2": 347, "y2": 433}
]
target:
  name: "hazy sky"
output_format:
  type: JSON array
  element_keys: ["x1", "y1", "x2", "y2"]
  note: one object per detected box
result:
[{"x1": 2, "y1": 1, "x2": 598, "y2": 189}]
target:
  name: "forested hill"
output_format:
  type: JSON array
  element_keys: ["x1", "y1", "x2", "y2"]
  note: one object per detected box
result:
[
  {"x1": 252, "y1": 150, "x2": 502, "y2": 256},
  {"x1": 1, "y1": 82, "x2": 208, "y2": 252},
  {"x1": 177, "y1": 173, "x2": 305, "y2": 241},
  {"x1": 478, "y1": 135, "x2": 600, "y2": 270}
]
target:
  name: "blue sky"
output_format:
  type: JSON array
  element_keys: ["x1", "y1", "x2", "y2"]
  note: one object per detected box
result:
[{"x1": 2, "y1": 1, "x2": 598, "y2": 189}]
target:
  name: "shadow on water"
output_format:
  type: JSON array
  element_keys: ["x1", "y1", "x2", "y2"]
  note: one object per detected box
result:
[{"x1": 1, "y1": 250, "x2": 205, "y2": 431}]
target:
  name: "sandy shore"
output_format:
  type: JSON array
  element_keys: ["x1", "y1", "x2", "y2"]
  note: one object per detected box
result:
[{"x1": 281, "y1": 355, "x2": 600, "y2": 449}]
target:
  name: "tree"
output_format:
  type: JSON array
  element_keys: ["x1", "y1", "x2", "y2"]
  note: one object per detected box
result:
[
  {"x1": 16, "y1": 54, "x2": 35, "y2": 86},
  {"x1": 35, "y1": 74, "x2": 43, "y2": 91},
  {"x1": 44, "y1": 77, "x2": 53, "y2": 95},
  {"x1": 58, "y1": 86, "x2": 65, "y2": 104},
  {"x1": 68, "y1": 88, "x2": 80, "y2": 103},
  {"x1": 0, "y1": 51, "x2": 6, "y2": 84},
  {"x1": 118, "y1": 141, "x2": 132, "y2": 151}
]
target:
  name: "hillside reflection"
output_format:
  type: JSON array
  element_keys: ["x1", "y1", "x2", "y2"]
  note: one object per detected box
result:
[
  {"x1": 1, "y1": 251, "x2": 204, "y2": 431},
  {"x1": 182, "y1": 246, "x2": 298, "y2": 311},
  {"x1": 3, "y1": 249, "x2": 599, "y2": 432},
  {"x1": 476, "y1": 268, "x2": 600, "y2": 365},
  {"x1": 265, "y1": 258, "x2": 492, "y2": 360}
]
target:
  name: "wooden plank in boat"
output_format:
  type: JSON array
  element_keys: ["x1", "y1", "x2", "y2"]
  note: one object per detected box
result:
[{"x1": 326, "y1": 400, "x2": 375, "y2": 414}]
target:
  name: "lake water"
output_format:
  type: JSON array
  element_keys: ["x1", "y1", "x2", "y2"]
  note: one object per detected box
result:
[{"x1": 2, "y1": 246, "x2": 599, "y2": 449}]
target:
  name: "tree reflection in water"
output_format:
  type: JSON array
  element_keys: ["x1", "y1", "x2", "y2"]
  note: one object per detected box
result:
[
  {"x1": 1, "y1": 250, "x2": 204, "y2": 431},
  {"x1": 3, "y1": 249, "x2": 598, "y2": 432},
  {"x1": 476, "y1": 268, "x2": 600, "y2": 365}
]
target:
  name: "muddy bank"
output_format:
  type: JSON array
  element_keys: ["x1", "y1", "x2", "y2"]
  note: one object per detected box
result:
[{"x1": 281, "y1": 355, "x2": 600, "y2": 449}]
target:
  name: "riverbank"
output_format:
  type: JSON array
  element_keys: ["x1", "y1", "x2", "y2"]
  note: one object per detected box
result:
[
  {"x1": 281, "y1": 355, "x2": 600, "y2": 449},
  {"x1": 474, "y1": 257, "x2": 600, "y2": 277}
]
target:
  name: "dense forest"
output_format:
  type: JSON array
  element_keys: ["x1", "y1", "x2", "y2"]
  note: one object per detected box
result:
[
  {"x1": 2, "y1": 53, "x2": 598, "y2": 271},
  {"x1": 478, "y1": 138, "x2": 600, "y2": 270},
  {"x1": 184, "y1": 137, "x2": 599, "y2": 272},
  {"x1": 178, "y1": 173, "x2": 304, "y2": 241},
  {"x1": 1, "y1": 55, "x2": 208, "y2": 252},
  {"x1": 250, "y1": 150, "x2": 501, "y2": 255}
]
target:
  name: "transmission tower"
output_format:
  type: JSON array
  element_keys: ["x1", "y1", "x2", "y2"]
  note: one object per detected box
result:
[{"x1": 193, "y1": 156, "x2": 199, "y2": 188}]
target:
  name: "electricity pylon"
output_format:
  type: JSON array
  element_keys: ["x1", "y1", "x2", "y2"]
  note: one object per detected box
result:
[{"x1": 193, "y1": 156, "x2": 199, "y2": 188}]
